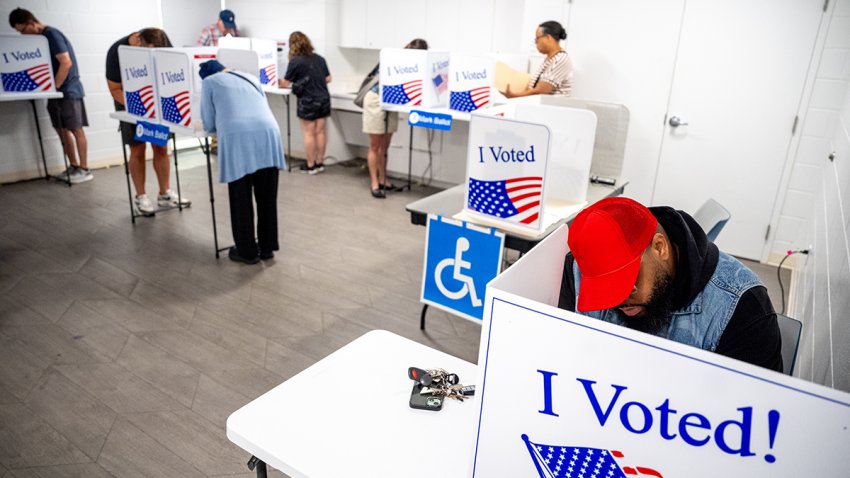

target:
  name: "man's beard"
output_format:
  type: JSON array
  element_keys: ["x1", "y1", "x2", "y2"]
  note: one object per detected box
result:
[{"x1": 617, "y1": 269, "x2": 676, "y2": 335}]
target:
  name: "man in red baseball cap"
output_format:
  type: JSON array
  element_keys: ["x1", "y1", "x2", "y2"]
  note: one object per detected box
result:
[{"x1": 559, "y1": 197, "x2": 782, "y2": 371}]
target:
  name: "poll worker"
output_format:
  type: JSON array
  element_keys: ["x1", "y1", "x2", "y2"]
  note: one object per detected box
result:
[
  {"x1": 503, "y1": 20, "x2": 573, "y2": 98},
  {"x1": 360, "y1": 38, "x2": 428, "y2": 198},
  {"x1": 558, "y1": 197, "x2": 783, "y2": 371},
  {"x1": 280, "y1": 31, "x2": 331, "y2": 174},
  {"x1": 199, "y1": 60, "x2": 284, "y2": 265},
  {"x1": 197, "y1": 9, "x2": 238, "y2": 47},
  {"x1": 105, "y1": 28, "x2": 189, "y2": 215},
  {"x1": 9, "y1": 8, "x2": 92, "y2": 183}
]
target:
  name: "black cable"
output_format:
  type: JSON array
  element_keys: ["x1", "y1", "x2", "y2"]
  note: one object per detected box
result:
[{"x1": 778, "y1": 249, "x2": 809, "y2": 315}]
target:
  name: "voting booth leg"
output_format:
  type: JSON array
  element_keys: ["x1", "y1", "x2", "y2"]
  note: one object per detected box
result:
[
  {"x1": 405, "y1": 125, "x2": 414, "y2": 191},
  {"x1": 285, "y1": 96, "x2": 292, "y2": 172},
  {"x1": 121, "y1": 143, "x2": 136, "y2": 224},
  {"x1": 246, "y1": 456, "x2": 267, "y2": 477},
  {"x1": 204, "y1": 137, "x2": 225, "y2": 258},
  {"x1": 420, "y1": 304, "x2": 428, "y2": 330},
  {"x1": 30, "y1": 100, "x2": 50, "y2": 181},
  {"x1": 171, "y1": 135, "x2": 183, "y2": 212}
]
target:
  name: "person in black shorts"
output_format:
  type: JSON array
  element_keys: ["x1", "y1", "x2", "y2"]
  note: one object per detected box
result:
[
  {"x1": 280, "y1": 31, "x2": 331, "y2": 174},
  {"x1": 105, "y1": 28, "x2": 190, "y2": 215},
  {"x1": 9, "y1": 8, "x2": 92, "y2": 184}
]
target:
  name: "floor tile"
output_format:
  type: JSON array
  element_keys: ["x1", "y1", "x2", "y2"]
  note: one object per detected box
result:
[
  {"x1": 96, "y1": 417, "x2": 204, "y2": 478},
  {"x1": 0, "y1": 403, "x2": 89, "y2": 468}
]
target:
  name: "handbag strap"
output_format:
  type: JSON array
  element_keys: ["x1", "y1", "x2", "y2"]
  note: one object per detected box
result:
[{"x1": 227, "y1": 71, "x2": 263, "y2": 95}]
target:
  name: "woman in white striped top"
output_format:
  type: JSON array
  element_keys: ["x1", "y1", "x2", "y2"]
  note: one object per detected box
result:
[{"x1": 504, "y1": 20, "x2": 573, "y2": 98}]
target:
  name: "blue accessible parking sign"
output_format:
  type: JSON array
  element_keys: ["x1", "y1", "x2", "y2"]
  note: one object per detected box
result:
[{"x1": 421, "y1": 215, "x2": 504, "y2": 322}]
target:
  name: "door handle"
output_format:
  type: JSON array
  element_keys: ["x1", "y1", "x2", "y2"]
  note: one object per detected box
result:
[{"x1": 669, "y1": 116, "x2": 688, "y2": 128}]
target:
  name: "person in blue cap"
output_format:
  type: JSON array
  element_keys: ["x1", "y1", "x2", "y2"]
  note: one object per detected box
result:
[
  {"x1": 199, "y1": 60, "x2": 285, "y2": 265},
  {"x1": 197, "y1": 9, "x2": 238, "y2": 47}
]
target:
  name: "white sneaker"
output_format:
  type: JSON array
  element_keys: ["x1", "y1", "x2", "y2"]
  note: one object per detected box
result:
[
  {"x1": 55, "y1": 165, "x2": 75, "y2": 180},
  {"x1": 157, "y1": 189, "x2": 191, "y2": 207},
  {"x1": 134, "y1": 194, "x2": 156, "y2": 215},
  {"x1": 68, "y1": 167, "x2": 93, "y2": 184}
]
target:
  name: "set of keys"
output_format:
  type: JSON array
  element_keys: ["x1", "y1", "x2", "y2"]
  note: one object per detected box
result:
[{"x1": 408, "y1": 367, "x2": 475, "y2": 403}]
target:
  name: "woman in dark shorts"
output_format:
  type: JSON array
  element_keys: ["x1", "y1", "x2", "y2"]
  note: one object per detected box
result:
[{"x1": 280, "y1": 31, "x2": 331, "y2": 174}]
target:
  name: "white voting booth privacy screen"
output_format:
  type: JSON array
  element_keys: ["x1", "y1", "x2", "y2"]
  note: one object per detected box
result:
[
  {"x1": 252, "y1": 38, "x2": 278, "y2": 87},
  {"x1": 380, "y1": 48, "x2": 450, "y2": 109},
  {"x1": 457, "y1": 104, "x2": 596, "y2": 236},
  {"x1": 216, "y1": 48, "x2": 259, "y2": 79},
  {"x1": 153, "y1": 48, "x2": 214, "y2": 131},
  {"x1": 118, "y1": 46, "x2": 158, "y2": 120},
  {"x1": 0, "y1": 35, "x2": 55, "y2": 93},
  {"x1": 448, "y1": 53, "x2": 494, "y2": 113},
  {"x1": 471, "y1": 225, "x2": 850, "y2": 477}
]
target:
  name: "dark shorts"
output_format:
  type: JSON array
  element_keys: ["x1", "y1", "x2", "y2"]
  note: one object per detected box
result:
[
  {"x1": 47, "y1": 98, "x2": 89, "y2": 130},
  {"x1": 296, "y1": 96, "x2": 331, "y2": 121}
]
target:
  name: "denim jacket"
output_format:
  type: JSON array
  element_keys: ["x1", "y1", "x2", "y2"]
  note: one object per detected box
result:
[{"x1": 573, "y1": 251, "x2": 763, "y2": 352}]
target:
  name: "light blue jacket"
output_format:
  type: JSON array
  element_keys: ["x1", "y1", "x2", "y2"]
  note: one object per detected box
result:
[
  {"x1": 573, "y1": 252, "x2": 762, "y2": 352},
  {"x1": 200, "y1": 71, "x2": 285, "y2": 183}
]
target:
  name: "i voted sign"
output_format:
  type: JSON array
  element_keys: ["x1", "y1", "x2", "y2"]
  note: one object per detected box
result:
[
  {"x1": 421, "y1": 215, "x2": 504, "y2": 322},
  {"x1": 134, "y1": 121, "x2": 169, "y2": 146},
  {"x1": 0, "y1": 35, "x2": 54, "y2": 93},
  {"x1": 408, "y1": 110, "x2": 452, "y2": 131}
]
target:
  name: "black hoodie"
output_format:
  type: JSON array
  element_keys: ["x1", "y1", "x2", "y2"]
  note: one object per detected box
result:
[{"x1": 559, "y1": 207, "x2": 782, "y2": 372}]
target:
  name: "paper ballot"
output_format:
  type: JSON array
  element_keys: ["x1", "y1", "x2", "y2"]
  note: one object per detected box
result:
[{"x1": 494, "y1": 61, "x2": 531, "y2": 95}]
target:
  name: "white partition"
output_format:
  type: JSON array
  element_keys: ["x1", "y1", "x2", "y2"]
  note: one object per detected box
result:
[
  {"x1": 217, "y1": 35, "x2": 251, "y2": 50},
  {"x1": 0, "y1": 35, "x2": 55, "y2": 93},
  {"x1": 216, "y1": 48, "x2": 260, "y2": 79},
  {"x1": 251, "y1": 38, "x2": 278, "y2": 87},
  {"x1": 379, "y1": 48, "x2": 450, "y2": 109},
  {"x1": 448, "y1": 53, "x2": 494, "y2": 113},
  {"x1": 118, "y1": 46, "x2": 158, "y2": 120},
  {"x1": 471, "y1": 224, "x2": 850, "y2": 477},
  {"x1": 153, "y1": 48, "x2": 214, "y2": 131}
]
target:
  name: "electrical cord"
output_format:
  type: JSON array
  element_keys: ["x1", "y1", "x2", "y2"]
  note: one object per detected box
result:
[{"x1": 778, "y1": 249, "x2": 809, "y2": 315}]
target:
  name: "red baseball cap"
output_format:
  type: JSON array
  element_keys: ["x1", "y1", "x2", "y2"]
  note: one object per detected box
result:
[{"x1": 568, "y1": 197, "x2": 658, "y2": 312}]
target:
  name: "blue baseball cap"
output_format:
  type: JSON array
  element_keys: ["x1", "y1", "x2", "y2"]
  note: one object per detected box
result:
[
  {"x1": 199, "y1": 60, "x2": 225, "y2": 79},
  {"x1": 219, "y1": 10, "x2": 236, "y2": 30}
]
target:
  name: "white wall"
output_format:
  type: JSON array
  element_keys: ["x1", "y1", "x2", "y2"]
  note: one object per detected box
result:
[
  {"x1": 162, "y1": 0, "x2": 220, "y2": 48},
  {"x1": 790, "y1": 0, "x2": 850, "y2": 393}
]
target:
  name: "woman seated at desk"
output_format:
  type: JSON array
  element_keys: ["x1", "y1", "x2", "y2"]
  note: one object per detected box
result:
[{"x1": 503, "y1": 20, "x2": 573, "y2": 98}]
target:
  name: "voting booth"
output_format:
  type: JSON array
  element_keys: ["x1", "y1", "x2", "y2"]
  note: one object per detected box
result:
[
  {"x1": 217, "y1": 35, "x2": 251, "y2": 51},
  {"x1": 448, "y1": 53, "x2": 494, "y2": 113},
  {"x1": 216, "y1": 48, "x2": 259, "y2": 79},
  {"x1": 153, "y1": 47, "x2": 215, "y2": 131},
  {"x1": 0, "y1": 35, "x2": 55, "y2": 93},
  {"x1": 456, "y1": 104, "x2": 596, "y2": 236},
  {"x1": 118, "y1": 46, "x2": 158, "y2": 120},
  {"x1": 252, "y1": 38, "x2": 278, "y2": 86},
  {"x1": 470, "y1": 225, "x2": 850, "y2": 477},
  {"x1": 379, "y1": 48, "x2": 450, "y2": 109}
]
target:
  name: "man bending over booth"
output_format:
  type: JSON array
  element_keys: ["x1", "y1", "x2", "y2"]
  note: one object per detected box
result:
[{"x1": 558, "y1": 197, "x2": 782, "y2": 371}]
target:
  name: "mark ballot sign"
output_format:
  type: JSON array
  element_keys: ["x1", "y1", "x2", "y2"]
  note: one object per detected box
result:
[
  {"x1": 0, "y1": 35, "x2": 55, "y2": 93},
  {"x1": 421, "y1": 215, "x2": 504, "y2": 322},
  {"x1": 119, "y1": 46, "x2": 158, "y2": 120}
]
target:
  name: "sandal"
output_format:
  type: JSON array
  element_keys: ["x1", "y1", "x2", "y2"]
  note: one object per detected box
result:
[{"x1": 370, "y1": 188, "x2": 386, "y2": 198}]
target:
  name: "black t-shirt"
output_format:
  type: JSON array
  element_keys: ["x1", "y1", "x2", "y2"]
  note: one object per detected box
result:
[
  {"x1": 284, "y1": 54, "x2": 330, "y2": 100},
  {"x1": 105, "y1": 33, "x2": 174, "y2": 84}
]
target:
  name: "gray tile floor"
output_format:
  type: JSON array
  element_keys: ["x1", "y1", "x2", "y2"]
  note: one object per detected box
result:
[{"x1": 0, "y1": 152, "x2": 789, "y2": 477}]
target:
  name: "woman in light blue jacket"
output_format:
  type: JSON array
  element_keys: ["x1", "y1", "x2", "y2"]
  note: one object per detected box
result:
[{"x1": 200, "y1": 60, "x2": 285, "y2": 264}]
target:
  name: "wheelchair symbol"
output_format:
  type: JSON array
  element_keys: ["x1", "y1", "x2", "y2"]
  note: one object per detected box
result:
[{"x1": 434, "y1": 237, "x2": 482, "y2": 307}]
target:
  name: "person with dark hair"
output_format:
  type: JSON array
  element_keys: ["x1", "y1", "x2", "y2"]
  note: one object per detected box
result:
[
  {"x1": 558, "y1": 197, "x2": 783, "y2": 371},
  {"x1": 9, "y1": 7, "x2": 92, "y2": 183},
  {"x1": 198, "y1": 9, "x2": 238, "y2": 47},
  {"x1": 360, "y1": 38, "x2": 428, "y2": 198},
  {"x1": 280, "y1": 31, "x2": 331, "y2": 174},
  {"x1": 199, "y1": 60, "x2": 285, "y2": 264},
  {"x1": 105, "y1": 28, "x2": 189, "y2": 215},
  {"x1": 504, "y1": 20, "x2": 573, "y2": 98}
]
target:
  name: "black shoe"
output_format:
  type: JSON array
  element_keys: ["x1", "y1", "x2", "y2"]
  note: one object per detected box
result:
[
  {"x1": 371, "y1": 188, "x2": 386, "y2": 199},
  {"x1": 260, "y1": 250, "x2": 275, "y2": 260},
  {"x1": 299, "y1": 163, "x2": 313, "y2": 173},
  {"x1": 380, "y1": 183, "x2": 402, "y2": 192},
  {"x1": 228, "y1": 247, "x2": 260, "y2": 264}
]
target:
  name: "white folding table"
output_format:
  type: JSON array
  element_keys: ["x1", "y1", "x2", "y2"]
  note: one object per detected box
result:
[{"x1": 227, "y1": 330, "x2": 479, "y2": 478}]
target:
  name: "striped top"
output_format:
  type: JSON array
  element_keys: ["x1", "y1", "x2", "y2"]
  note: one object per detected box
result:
[{"x1": 529, "y1": 51, "x2": 573, "y2": 96}]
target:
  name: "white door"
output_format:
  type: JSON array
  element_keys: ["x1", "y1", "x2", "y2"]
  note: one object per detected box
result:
[{"x1": 651, "y1": 0, "x2": 822, "y2": 260}]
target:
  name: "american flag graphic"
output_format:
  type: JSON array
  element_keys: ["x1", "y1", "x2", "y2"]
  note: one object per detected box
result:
[
  {"x1": 161, "y1": 90, "x2": 191, "y2": 127},
  {"x1": 382, "y1": 79, "x2": 423, "y2": 105},
  {"x1": 259, "y1": 64, "x2": 277, "y2": 85},
  {"x1": 1, "y1": 64, "x2": 52, "y2": 92},
  {"x1": 522, "y1": 435, "x2": 664, "y2": 478},
  {"x1": 450, "y1": 86, "x2": 490, "y2": 112},
  {"x1": 468, "y1": 176, "x2": 543, "y2": 225},
  {"x1": 126, "y1": 85, "x2": 156, "y2": 118},
  {"x1": 432, "y1": 72, "x2": 448, "y2": 94}
]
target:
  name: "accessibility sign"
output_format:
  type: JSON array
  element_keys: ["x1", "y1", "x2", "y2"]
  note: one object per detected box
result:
[
  {"x1": 421, "y1": 214, "x2": 504, "y2": 322},
  {"x1": 408, "y1": 109, "x2": 452, "y2": 131}
]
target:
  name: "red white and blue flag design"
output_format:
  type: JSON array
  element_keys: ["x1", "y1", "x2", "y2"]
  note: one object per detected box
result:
[
  {"x1": 523, "y1": 435, "x2": 664, "y2": 478},
  {"x1": 126, "y1": 85, "x2": 156, "y2": 118},
  {"x1": 450, "y1": 86, "x2": 490, "y2": 112},
  {"x1": 432, "y1": 72, "x2": 448, "y2": 95},
  {"x1": 1, "y1": 64, "x2": 52, "y2": 92},
  {"x1": 468, "y1": 176, "x2": 542, "y2": 225},
  {"x1": 259, "y1": 64, "x2": 277, "y2": 85},
  {"x1": 382, "y1": 79, "x2": 423, "y2": 105},
  {"x1": 161, "y1": 90, "x2": 191, "y2": 127}
]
